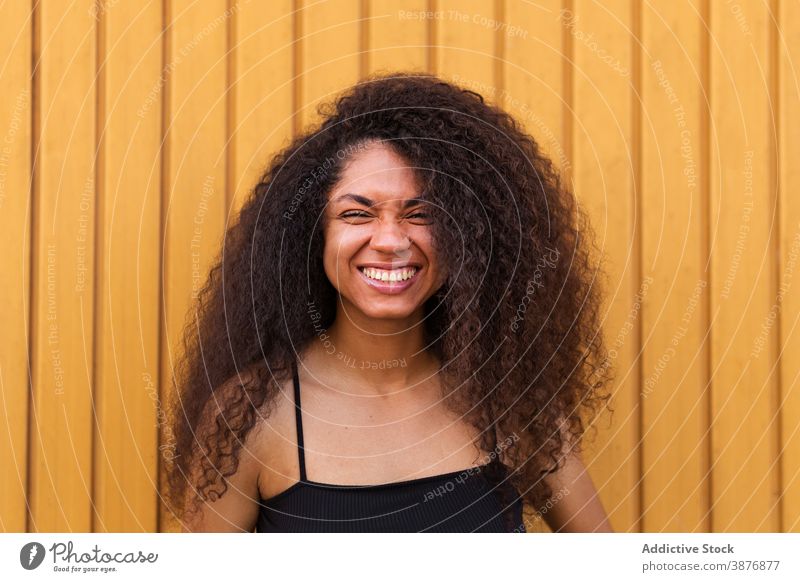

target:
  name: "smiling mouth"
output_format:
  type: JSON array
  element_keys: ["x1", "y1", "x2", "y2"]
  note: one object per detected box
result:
[
  {"x1": 357, "y1": 265, "x2": 419, "y2": 282},
  {"x1": 356, "y1": 265, "x2": 421, "y2": 294}
]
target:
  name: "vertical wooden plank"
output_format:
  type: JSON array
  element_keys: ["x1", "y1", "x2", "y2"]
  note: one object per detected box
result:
[
  {"x1": 367, "y1": 0, "x2": 427, "y2": 74},
  {"x1": 230, "y1": 0, "x2": 294, "y2": 216},
  {"x1": 93, "y1": 0, "x2": 162, "y2": 532},
  {"x1": 29, "y1": 0, "x2": 96, "y2": 532},
  {"x1": 709, "y1": 0, "x2": 779, "y2": 531},
  {"x1": 435, "y1": 0, "x2": 498, "y2": 98},
  {"x1": 299, "y1": 0, "x2": 361, "y2": 130},
  {"x1": 639, "y1": 0, "x2": 709, "y2": 531},
  {"x1": 159, "y1": 0, "x2": 229, "y2": 531},
  {"x1": 0, "y1": 1, "x2": 32, "y2": 533},
  {"x1": 570, "y1": 0, "x2": 639, "y2": 531},
  {"x1": 502, "y1": 0, "x2": 568, "y2": 533},
  {"x1": 504, "y1": 1, "x2": 567, "y2": 181},
  {"x1": 778, "y1": 0, "x2": 800, "y2": 533}
]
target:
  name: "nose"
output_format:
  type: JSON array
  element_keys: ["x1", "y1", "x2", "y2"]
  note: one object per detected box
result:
[{"x1": 369, "y1": 216, "x2": 411, "y2": 255}]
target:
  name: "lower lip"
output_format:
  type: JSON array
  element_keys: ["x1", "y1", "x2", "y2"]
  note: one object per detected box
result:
[{"x1": 357, "y1": 267, "x2": 421, "y2": 295}]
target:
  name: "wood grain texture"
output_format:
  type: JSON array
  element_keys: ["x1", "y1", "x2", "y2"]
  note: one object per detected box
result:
[
  {"x1": 29, "y1": 0, "x2": 97, "y2": 532},
  {"x1": 0, "y1": 0, "x2": 32, "y2": 534},
  {"x1": 640, "y1": 0, "x2": 709, "y2": 532},
  {"x1": 709, "y1": 0, "x2": 780, "y2": 532},
  {"x1": 570, "y1": 0, "x2": 639, "y2": 533},
  {"x1": 93, "y1": 0, "x2": 162, "y2": 532},
  {"x1": 158, "y1": 0, "x2": 228, "y2": 532},
  {"x1": 778, "y1": 0, "x2": 800, "y2": 533}
]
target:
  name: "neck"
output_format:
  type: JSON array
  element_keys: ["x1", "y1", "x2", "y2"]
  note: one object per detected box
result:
[{"x1": 304, "y1": 305, "x2": 439, "y2": 397}]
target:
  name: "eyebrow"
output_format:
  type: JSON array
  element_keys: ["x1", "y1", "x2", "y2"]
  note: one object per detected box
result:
[{"x1": 333, "y1": 193, "x2": 428, "y2": 209}]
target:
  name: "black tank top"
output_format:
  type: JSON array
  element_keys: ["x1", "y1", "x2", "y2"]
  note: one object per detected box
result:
[{"x1": 256, "y1": 361, "x2": 526, "y2": 533}]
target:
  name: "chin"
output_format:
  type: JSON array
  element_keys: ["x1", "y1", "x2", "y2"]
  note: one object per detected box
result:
[{"x1": 359, "y1": 306, "x2": 419, "y2": 321}]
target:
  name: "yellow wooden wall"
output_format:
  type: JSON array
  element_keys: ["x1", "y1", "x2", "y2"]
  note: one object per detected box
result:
[{"x1": 1, "y1": 0, "x2": 798, "y2": 533}]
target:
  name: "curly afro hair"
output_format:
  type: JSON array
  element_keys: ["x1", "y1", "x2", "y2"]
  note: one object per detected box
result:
[{"x1": 163, "y1": 71, "x2": 612, "y2": 530}]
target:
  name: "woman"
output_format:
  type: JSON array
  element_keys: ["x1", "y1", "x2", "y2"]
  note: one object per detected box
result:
[{"x1": 164, "y1": 72, "x2": 614, "y2": 533}]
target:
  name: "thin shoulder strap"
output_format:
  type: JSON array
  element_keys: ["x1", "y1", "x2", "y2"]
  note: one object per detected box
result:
[{"x1": 291, "y1": 360, "x2": 307, "y2": 481}]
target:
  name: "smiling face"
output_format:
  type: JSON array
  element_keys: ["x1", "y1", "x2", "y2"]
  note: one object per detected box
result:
[{"x1": 322, "y1": 141, "x2": 447, "y2": 322}]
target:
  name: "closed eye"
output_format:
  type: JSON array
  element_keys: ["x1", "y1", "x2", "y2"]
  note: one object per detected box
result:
[
  {"x1": 339, "y1": 210, "x2": 431, "y2": 224},
  {"x1": 406, "y1": 212, "x2": 432, "y2": 224},
  {"x1": 340, "y1": 210, "x2": 372, "y2": 220}
]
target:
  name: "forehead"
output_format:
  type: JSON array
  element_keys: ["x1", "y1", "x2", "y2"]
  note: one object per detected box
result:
[{"x1": 328, "y1": 143, "x2": 421, "y2": 205}]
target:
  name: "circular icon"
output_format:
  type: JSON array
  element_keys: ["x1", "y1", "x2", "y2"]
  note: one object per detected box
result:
[{"x1": 20, "y1": 542, "x2": 46, "y2": 570}]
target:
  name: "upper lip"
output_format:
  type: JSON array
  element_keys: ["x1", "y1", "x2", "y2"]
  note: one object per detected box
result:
[{"x1": 357, "y1": 262, "x2": 421, "y2": 269}]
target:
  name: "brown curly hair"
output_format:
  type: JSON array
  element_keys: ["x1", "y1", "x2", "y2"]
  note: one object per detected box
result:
[{"x1": 162, "y1": 71, "x2": 613, "y2": 530}]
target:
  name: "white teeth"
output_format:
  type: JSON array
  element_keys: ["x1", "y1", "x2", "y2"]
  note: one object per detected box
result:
[{"x1": 360, "y1": 267, "x2": 418, "y2": 282}]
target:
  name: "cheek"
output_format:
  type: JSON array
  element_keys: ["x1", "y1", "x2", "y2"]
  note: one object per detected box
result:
[
  {"x1": 421, "y1": 239, "x2": 448, "y2": 286},
  {"x1": 322, "y1": 227, "x2": 360, "y2": 279},
  {"x1": 429, "y1": 261, "x2": 446, "y2": 288},
  {"x1": 416, "y1": 232, "x2": 439, "y2": 267}
]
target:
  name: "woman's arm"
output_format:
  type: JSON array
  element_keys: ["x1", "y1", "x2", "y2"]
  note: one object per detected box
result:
[
  {"x1": 180, "y1": 450, "x2": 262, "y2": 532},
  {"x1": 539, "y1": 449, "x2": 614, "y2": 532},
  {"x1": 180, "y1": 379, "x2": 266, "y2": 533}
]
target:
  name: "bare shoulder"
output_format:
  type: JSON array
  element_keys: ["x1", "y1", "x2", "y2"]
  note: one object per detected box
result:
[
  {"x1": 181, "y1": 366, "x2": 297, "y2": 531},
  {"x1": 250, "y1": 371, "x2": 301, "y2": 501},
  {"x1": 211, "y1": 366, "x2": 296, "y2": 487}
]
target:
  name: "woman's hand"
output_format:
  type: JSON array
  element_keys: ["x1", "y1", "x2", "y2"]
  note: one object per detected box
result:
[{"x1": 539, "y1": 449, "x2": 614, "y2": 532}]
